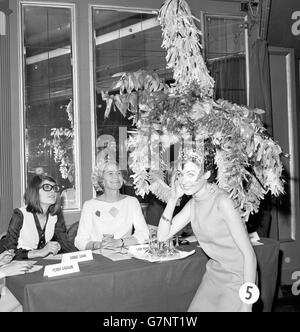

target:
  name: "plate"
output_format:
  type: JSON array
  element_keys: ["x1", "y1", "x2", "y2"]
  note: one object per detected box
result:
[{"x1": 128, "y1": 244, "x2": 195, "y2": 263}]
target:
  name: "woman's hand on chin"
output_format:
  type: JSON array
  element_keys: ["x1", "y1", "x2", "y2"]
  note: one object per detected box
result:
[{"x1": 170, "y1": 172, "x2": 184, "y2": 200}]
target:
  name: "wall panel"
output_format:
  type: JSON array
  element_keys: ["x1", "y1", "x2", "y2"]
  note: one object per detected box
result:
[{"x1": 269, "y1": 46, "x2": 300, "y2": 284}]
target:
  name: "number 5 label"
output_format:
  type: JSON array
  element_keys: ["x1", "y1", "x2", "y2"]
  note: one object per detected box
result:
[{"x1": 239, "y1": 283, "x2": 260, "y2": 304}]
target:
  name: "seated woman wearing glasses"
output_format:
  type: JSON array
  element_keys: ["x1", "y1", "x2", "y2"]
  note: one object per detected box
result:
[
  {"x1": 0, "y1": 175, "x2": 78, "y2": 260},
  {"x1": 75, "y1": 160, "x2": 149, "y2": 251}
]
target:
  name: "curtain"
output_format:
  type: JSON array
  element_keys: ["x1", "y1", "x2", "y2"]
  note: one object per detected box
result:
[
  {"x1": 248, "y1": 38, "x2": 276, "y2": 239},
  {"x1": 249, "y1": 38, "x2": 273, "y2": 135},
  {"x1": 208, "y1": 54, "x2": 247, "y2": 105}
]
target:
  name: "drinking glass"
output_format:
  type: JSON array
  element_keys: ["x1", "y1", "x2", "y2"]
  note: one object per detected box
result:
[
  {"x1": 157, "y1": 241, "x2": 167, "y2": 257},
  {"x1": 167, "y1": 237, "x2": 176, "y2": 255},
  {"x1": 101, "y1": 233, "x2": 114, "y2": 249},
  {"x1": 174, "y1": 235, "x2": 179, "y2": 247},
  {"x1": 149, "y1": 229, "x2": 158, "y2": 255}
]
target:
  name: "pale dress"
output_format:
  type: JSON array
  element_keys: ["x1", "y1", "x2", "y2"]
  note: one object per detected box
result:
[{"x1": 188, "y1": 186, "x2": 245, "y2": 312}]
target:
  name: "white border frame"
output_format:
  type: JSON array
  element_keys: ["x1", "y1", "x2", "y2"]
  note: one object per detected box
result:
[{"x1": 18, "y1": 1, "x2": 81, "y2": 211}]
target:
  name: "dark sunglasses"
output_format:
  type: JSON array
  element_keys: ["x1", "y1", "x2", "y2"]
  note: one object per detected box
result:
[{"x1": 40, "y1": 184, "x2": 61, "y2": 193}]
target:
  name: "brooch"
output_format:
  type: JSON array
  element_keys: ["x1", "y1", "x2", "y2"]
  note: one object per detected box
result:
[{"x1": 95, "y1": 210, "x2": 101, "y2": 217}]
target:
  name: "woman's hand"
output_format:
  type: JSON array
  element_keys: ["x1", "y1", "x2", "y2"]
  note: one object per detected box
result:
[
  {"x1": 0, "y1": 250, "x2": 15, "y2": 266},
  {"x1": 40, "y1": 241, "x2": 61, "y2": 257},
  {"x1": 0, "y1": 261, "x2": 34, "y2": 277},
  {"x1": 101, "y1": 238, "x2": 122, "y2": 249},
  {"x1": 92, "y1": 242, "x2": 102, "y2": 250},
  {"x1": 170, "y1": 171, "x2": 184, "y2": 201}
]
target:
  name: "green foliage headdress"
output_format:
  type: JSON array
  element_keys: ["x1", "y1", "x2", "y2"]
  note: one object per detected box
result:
[{"x1": 101, "y1": 0, "x2": 285, "y2": 221}]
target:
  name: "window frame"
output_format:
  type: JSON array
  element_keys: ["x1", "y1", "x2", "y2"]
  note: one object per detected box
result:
[
  {"x1": 89, "y1": 4, "x2": 160, "y2": 197},
  {"x1": 200, "y1": 11, "x2": 250, "y2": 105},
  {"x1": 18, "y1": 1, "x2": 81, "y2": 211},
  {"x1": 9, "y1": 0, "x2": 249, "y2": 226}
]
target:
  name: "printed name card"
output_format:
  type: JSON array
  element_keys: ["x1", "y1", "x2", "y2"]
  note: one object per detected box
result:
[
  {"x1": 61, "y1": 250, "x2": 93, "y2": 264},
  {"x1": 44, "y1": 262, "x2": 80, "y2": 278}
]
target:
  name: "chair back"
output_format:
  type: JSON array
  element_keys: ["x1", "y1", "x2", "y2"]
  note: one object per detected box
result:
[{"x1": 67, "y1": 221, "x2": 79, "y2": 245}]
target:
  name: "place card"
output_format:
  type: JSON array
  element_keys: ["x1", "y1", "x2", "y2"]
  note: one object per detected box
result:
[
  {"x1": 44, "y1": 262, "x2": 80, "y2": 278},
  {"x1": 249, "y1": 232, "x2": 260, "y2": 242},
  {"x1": 249, "y1": 232, "x2": 263, "y2": 246},
  {"x1": 61, "y1": 250, "x2": 93, "y2": 264},
  {"x1": 93, "y1": 248, "x2": 132, "y2": 261}
]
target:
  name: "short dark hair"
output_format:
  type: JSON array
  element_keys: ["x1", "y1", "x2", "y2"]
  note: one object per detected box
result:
[
  {"x1": 176, "y1": 138, "x2": 217, "y2": 183},
  {"x1": 203, "y1": 138, "x2": 217, "y2": 183},
  {"x1": 24, "y1": 175, "x2": 61, "y2": 215}
]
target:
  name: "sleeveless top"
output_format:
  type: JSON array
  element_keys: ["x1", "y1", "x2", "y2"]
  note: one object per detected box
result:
[{"x1": 190, "y1": 185, "x2": 245, "y2": 288}]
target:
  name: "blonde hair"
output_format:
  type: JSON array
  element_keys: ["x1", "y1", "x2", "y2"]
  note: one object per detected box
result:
[{"x1": 91, "y1": 160, "x2": 124, "y2": 193}]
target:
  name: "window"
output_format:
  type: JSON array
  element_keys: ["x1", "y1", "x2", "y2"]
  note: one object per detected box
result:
[
  {"x1": 21, "y1": 3, "x2": 80, "y2": 209},
  {"x1": 17, "y1": 2, "x2": 248, "y2": 210},
  {"x1": 203, "y1": 14, "x2": 248, "y2": 105},
  {"x1": 91, "y1": 7, "x2": 171, "y2": 187}
]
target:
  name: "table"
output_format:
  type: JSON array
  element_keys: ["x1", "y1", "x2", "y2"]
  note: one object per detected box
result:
[{"x1": 5, "y1": 238, "x2": 279, "y2": 312}]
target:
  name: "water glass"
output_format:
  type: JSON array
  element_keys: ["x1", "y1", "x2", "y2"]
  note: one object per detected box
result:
[
  {"x1": 167, "y1": 237, "x2": 176, "y2": 255},
  {"x1": 174, "y1": 235, "x2": 179, "y2": 247},
  {"x1": 101, "y1": 233, "x2": 114, "y2": 249},
  {"x1": 157, "y1": 241, "x2": 166, "y2": 257},
  {"x1": 149, "y1": 230, "x2": 158, "y2": 254}
]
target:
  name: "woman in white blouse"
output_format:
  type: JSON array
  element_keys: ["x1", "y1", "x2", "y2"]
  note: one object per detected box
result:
[{"x1": 75, "y1": 161, "x2": 149, "y2": 251}]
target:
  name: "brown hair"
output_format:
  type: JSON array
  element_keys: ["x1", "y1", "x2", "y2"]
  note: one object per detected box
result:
[
  {"x1": 176, "y1": 138, "x2": 217, "y2": 183},
  {"x1": 24, "y1": 175, "x2": 61, "y2": 215}
]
